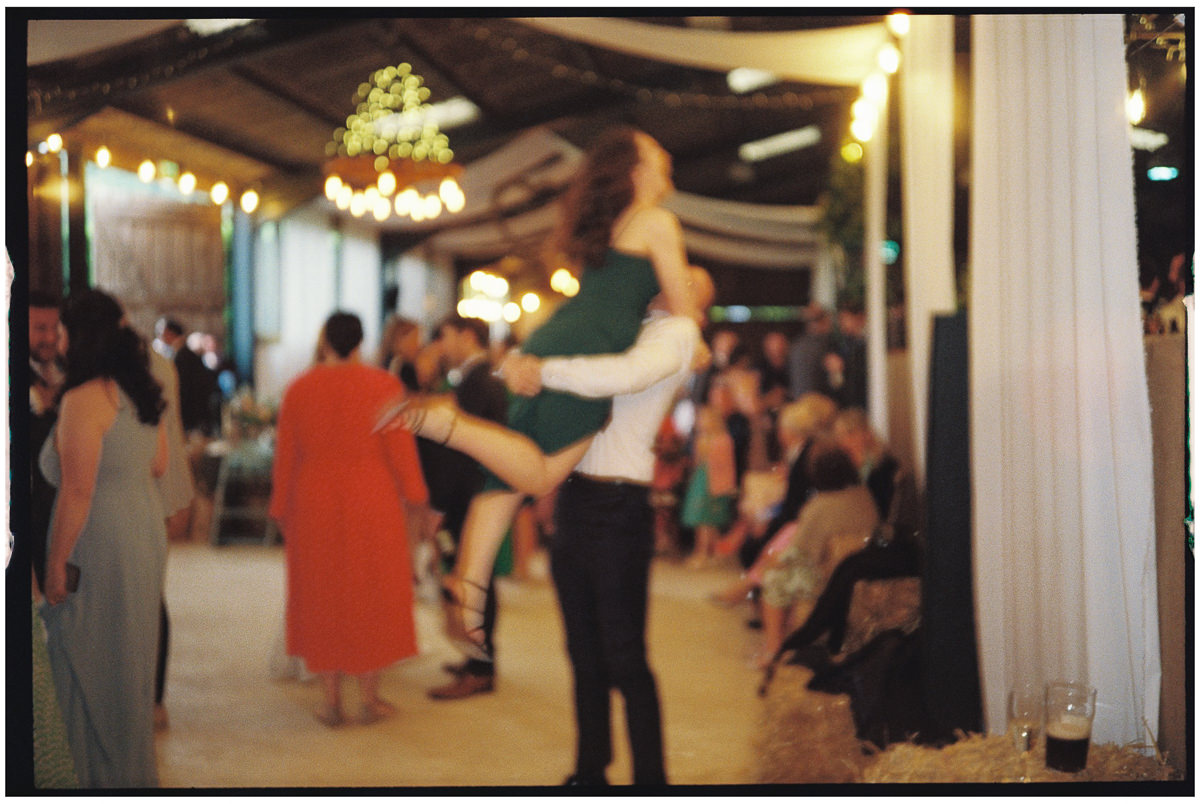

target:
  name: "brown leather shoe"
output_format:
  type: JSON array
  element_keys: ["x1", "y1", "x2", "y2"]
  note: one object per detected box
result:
[{"x1": 427, "y1": 672, "x2": 495, "y2": 700}]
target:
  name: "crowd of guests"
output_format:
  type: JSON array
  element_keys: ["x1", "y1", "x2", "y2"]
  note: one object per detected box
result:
[
  {"x1": 639, "y1": 313, "x2": 919, "y2": 674},
  {"x1": 27, "y1": 126, "x2": 914, "y2": 790}
]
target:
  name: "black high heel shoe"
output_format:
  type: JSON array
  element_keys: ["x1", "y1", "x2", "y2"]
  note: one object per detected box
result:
[{"x1": 441, "y1": 575, "x2": 491, "y2": 663}]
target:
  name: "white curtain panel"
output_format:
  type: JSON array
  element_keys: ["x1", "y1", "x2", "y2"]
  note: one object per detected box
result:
[
  {"x1": 901, "y1": 14, "x2": 958, "y2": 486},
  {"x1": 970, "y1": 15, "x2": 1160, "y2": 748}
]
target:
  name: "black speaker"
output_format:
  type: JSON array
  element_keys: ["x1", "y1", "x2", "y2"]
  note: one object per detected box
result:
[{"x1": 921, "y1": 310, "x2": 983, "y2": 735}]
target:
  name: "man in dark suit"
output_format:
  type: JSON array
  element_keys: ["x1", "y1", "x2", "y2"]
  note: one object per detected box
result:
[
  {"x1": 30, "y1": 290, "x2": 65, "y2": 592},
  {"x1": 155, "y1": 317, "x2": 218, "y2": 436},
  {"x1": 423, "y1": 315, "x2": 508, "y2": 699}
]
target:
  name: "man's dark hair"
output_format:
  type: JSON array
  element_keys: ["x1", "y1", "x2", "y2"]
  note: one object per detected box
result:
[
  {"x1": 323, "y1": 311, "x2": 364, "y2": 358},
  {"x1": 157, "y1": 317, "x2": 185, "y2": 338},
  {"x1": 439, "y1": 314, "x2": 490, "y2": 348},
  {"x1": 30, "y1": 289, "x2": 60, "y2": 310}
]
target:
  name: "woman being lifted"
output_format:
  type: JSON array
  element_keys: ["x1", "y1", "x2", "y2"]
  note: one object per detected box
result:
[{"x1": 379, "y1": 127, "x2": 695, "y2": 660}]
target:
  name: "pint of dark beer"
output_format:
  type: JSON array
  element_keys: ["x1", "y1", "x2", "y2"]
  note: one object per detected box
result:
[
  {"x1": 1043, "y1": 681, "x2": 1097, "y2": 773},
  {"x1": 1044, "y1": 714, "x2": 1092, "y2": 772}
]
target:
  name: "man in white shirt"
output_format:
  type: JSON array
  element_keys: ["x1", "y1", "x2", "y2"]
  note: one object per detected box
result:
[
  {"x1": 380, "y1": 266, "x2": 714, "y2": 785},
  {"x1": 501, "y1": 266, "x2": 714, "y2": 786}
]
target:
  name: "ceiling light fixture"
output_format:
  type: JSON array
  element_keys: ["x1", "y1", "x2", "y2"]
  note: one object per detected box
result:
[
  {"x1": 727, "y1": 67, "x2": 778, "y2": 94},
  {"x1": 184, "y1": 19, "x2": 256, "y2": 36},
  {"x1": 738, "y1": 125, "x2": 822, "y2": 163},
  {"x1": 323, "y1": 63, "x2": 465, "y2": 222},
  {"x1": 1129, "y1": 127, "x2": 1168, "y2": 151}
]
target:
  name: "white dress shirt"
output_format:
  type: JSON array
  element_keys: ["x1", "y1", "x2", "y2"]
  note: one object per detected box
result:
[{"x1": 539, "y1": 311, "x2": 701, "y2": 484}]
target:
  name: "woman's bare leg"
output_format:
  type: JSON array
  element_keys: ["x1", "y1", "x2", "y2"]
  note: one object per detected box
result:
[
  {"x1": 759, "y1": 603, "x2": 786, "y2": 669},
  {"x1": 398, "y1": 398, "x2": 591, "y2": 498},
  {"x1": 356, "y1": 671, "x2": 395, "y2": 723},
  {"x1": 315, "y1": 672, "x2": 344, "y2": 726},
  {"x1": 452, "y1": 490, "x2": 525, "y2": 594}
]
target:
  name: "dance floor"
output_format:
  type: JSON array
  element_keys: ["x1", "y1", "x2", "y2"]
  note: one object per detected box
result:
[{"x1": 154, "y1": 543, "x2": 766, "y2": 789}]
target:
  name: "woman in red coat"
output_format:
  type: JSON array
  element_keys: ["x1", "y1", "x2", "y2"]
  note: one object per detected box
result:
[{"x1": 270, "y1": 312, "x2": 428, "y2": 727}]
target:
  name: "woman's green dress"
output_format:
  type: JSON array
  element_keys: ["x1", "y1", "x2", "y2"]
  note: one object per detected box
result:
[{"x1": 487, "y1": 249, "x2": 660, "y2": 489}]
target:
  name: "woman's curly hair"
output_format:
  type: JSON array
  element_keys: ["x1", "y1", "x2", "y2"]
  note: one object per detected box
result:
[
  {"x1": 553, "y1": 126, "x2": 644, "y2": 269},
  {"x1": 61, "y1": 288, "x2": 165, "y2": 425}
]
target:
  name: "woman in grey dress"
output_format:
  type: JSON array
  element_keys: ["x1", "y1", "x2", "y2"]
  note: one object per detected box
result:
[{"x1": 39, "y1": 288, "x2": 168, "y2": 788}]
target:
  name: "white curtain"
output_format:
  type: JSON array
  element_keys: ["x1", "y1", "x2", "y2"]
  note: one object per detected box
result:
[
  {"x1": 900, "y1": 15, "x2": 958, "y2": 485},
  {"x1": 970, "y1": 15, "x2": 1160, "y2": 748}
]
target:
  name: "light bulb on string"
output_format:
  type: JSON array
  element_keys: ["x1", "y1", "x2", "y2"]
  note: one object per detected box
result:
[
  {"x1": 211, "y1": 182, "x2": 230, "y2": 205},
  {"x1": 138, "y1": 160, "x2": 157, "y2": 183},
  {"x1": 373, "y1": 197, "x2": 392, "y2": 221},
  {"x1": 240, "y1": 190, "x2": 259, "y2": 214},
  {"x1": 95, "y1": 146, "x2": 112, "y2": 168},
  {"x1": 851, "y1": 117, "x2": 876, "y2": 143},
  {"x1": 377, "y1": 170, "x2": 397, "y2": 196},
  {"x1": 178, "y1": 172, "x2": 197, "y2": 195},
  {"x1": 878, "y1": 43, "x2": 901, "y2": 74},
  {"x1": 1126, "y1": 88, "x2": 1146, "y2": 125},
  {"x1": 325, "y1": 175, "x2": 343, "y2": 201},
  {"x1": 862, "y1": 73, "x2": 888, "y2": 105},
  {"x1": 887, "y1": 12, "x2": 910, "y2": 37}
]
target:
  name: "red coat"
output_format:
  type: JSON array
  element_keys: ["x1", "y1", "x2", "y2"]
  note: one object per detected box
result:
[{"x1": 269, "y1": 362, "x2": 428, "y2": 674}]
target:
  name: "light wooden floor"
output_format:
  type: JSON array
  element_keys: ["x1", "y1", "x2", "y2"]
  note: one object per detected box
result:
[{"x1": 154, "y1": 542, "x2": 769, "y2": 790}]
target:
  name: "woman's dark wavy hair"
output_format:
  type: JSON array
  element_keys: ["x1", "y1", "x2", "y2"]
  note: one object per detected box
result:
[
  {"x1": 553, "y1": 126, "x2": 644, "y2": 269},
  {"x1": 61, "y1": 288, "x2": 165, "y2": 425}
]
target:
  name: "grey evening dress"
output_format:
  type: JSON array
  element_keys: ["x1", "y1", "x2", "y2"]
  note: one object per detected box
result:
[{"x1": 39, "y1": 390, "x2": 166, "y2": 788}]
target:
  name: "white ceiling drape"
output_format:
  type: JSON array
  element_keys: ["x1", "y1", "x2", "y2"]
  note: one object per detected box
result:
[
  {"x1": 420, "y1": 127, "x2": 825, "y2": 270},
  {"x1": 970, "y1": 14, "x2": 1159, "y2": 749},
  {"x1": 515, "y1": 18, "x2": 889, "y2": 87}
]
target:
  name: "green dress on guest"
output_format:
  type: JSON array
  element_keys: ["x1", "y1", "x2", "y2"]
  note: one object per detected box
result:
[{"x1": 493, "y1": 249, "x2": 660, "y2": 487}]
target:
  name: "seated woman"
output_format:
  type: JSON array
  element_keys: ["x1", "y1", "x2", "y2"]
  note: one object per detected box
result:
[
  {"x1": 754, "y1": 438, "x2": 879, "y2": 668},
  {"x1": 378, "y1": 127, "x2": 694, "y2": 659},
  {"x1": 711, "y1": 393, "x2": 839, "y2": 607},
  {"x1": 763, "y1": 409, "x2": 922, "y2": 671}
]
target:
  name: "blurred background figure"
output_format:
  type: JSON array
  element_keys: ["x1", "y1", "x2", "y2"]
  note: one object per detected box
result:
[
  {"x1": 756, "y1": 330, "x2": 792, "y2": 420},
  {"x1": 680, "y1": 404, "x2": 737, "y2": 568},
  {"x1": 154, "y1": 317, "x2": 220, "y2": 437},
  {"x1": 788, "y1": 305, "x2": 834, "y2": 401},
  {"x1": 146, "y1": 346, "x2": 195, "y2": 732},
  {"x1": 421, "y1": 315, "x2": 509, "y2": 701},
  {"x1": 28, "y1": 287, "x2": 77, "y2": 789},
  {"x1": 379, "y1": 314, "x2": 422, "y2": 391},
  {"x1": 30, "y1": 289, "x2": 65, "y2": 594},
  {"x1": 268, "y1": 312, "x2": 428, "y2": 728},
  {"x1": 649, "y1": 414, "x2": 690, "y2": 557},
  {"x1": 40, "y1": 288, "x2": 169, "y2": 787},
  {"x1": 756, "y1": 439, "x2": 878, "y2": 667}
]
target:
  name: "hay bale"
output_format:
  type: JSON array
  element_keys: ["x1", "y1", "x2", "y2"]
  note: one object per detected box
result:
[
  {"x1": 861, "y1": 732, "x2": 1181, "y2": 783},
  {"x1": 756, "y1": 664, "x2": 876, "y2": 784}
]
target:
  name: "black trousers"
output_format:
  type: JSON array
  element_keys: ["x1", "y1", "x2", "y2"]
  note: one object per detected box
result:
[
  {"x1": 784, "y1": 538, "x2": 921, "y2": 655},
  {"x1": 551, "y1": 474, "x2": 666, "y2": 785}
]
